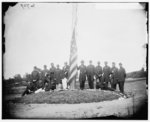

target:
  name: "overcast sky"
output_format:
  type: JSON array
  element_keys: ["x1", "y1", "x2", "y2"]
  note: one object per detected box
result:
[{"x1": 4, "y1": 3, "x2": 147, "y2": 79}]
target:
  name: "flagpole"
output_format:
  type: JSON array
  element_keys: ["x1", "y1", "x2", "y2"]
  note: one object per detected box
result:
[
  {"x1": 72, "y1": 3, "x2": 77, "y2": 35},
  {"x1": 68, "y1": 3, "x2": 78, "y2": 90}
]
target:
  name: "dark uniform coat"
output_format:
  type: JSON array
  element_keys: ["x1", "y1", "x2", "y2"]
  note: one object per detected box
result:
[
  {"x1": 95, "y1": 65, "x2": 103, "y2": 89},
  {"x1": 118, "y1": 67, "x2": 126, "y2": 93},
  {"x1": 103, "y1": 66, "x2": 111, "y2": 83},
  {"x1": 86, "y1": 64, "x2": 95, "y2": 78},
  {"x1": 44, "y1": 74, "x2": 51, "y2": 91},
  {"x1": 22, "y1": 81, "x2": 39, "y2": 96},
  {"x1": 31, "y1": 70, "x2": 40, "y2": 81},
  {"x1": 55, "y1": 68, "x2": 63, "y2": 84},
  {"x1": 111, "y1": 67, "x2": 119, "y2": 83},
  {"x1": 49, "y1": 67, "x2": 56, "y2": 78},
  {"x1": 86, "y1": 64, "x2": 95, "y2": 89},
  {"x1": 49, "y1": 73, "x2": 56, "y2": 90},
  {"x1": 95, "y1": 66, "x2": 103, "y2": 79},
  {"x1": 118, "y1": 67, "x2": 126, "y2": 82},
  {"x1": 78, "y1": 65, "x2": 86, "y2": 82},
  {"x1": 41, "y1": 69, "x2": 49, "y2": 79}
]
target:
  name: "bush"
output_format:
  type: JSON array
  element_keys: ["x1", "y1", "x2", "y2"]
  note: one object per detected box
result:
[{"x1": 126, "y1": 71, "x2": 147, "y2": 78}]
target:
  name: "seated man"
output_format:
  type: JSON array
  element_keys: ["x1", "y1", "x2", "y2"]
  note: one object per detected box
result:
[
  {"x1": 100, "y1": 75, "x2": 115, "y2": 91},
  {"x1": 34, "y1": 80, "x2": 45, "y2": 93},
  {"x1": 43, "y1": 73, "x2": 51, "y2": 91},
  {"x1": 22, "y1": 81, "x2": 39, "y2": 96},
  {"x1": 49, "y1": 72, "x2": 57, "y2": 91}
]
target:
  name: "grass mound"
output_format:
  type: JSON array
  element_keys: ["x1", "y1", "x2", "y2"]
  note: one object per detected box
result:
[{"x1": 13, "y1": 90, "x2": 120, "y2": 104}]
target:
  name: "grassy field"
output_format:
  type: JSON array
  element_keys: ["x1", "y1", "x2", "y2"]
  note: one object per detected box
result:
[{"x1": 12, "y1": 90, "x2": 121, "y2": 104}]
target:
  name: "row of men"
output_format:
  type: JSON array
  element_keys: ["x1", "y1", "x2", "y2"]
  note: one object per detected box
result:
[
  {"x1": 22, "y1": 61, "x2": 126, "y2": 96},
  {"x1": 78, "y1": 61, "x2": 126, "y2": 93}
]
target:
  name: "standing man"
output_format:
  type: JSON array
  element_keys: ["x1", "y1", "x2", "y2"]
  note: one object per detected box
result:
[
  {"x1": 49, "y1": 63, "x2": 56, "y2": 77},
  {"x1": 44, "y1": 73, "x2": 51, "y2": 91},
  {"x1": 31, "y1": 66, "x2": 40, "y2": 83},
  {"x1": 86, "y1": 60, "x2": 95, "y2": 89},
  {"x1": 62, "y1": 62, "x2": 69, "y2": 89},
  {"x1": 49, "y1": 63, "x2": 57, "y2": 90},
  {"x1": 41, "y1": 65, "x2": 49, "y2": 88},
  {"x1": 118, "y1": 63, "x2": 126, "y2": 93},
  {"x1": 63, "y1": 62, "x2": 70, "y2": 79},
  {"x1": 95, "y1": 61, "x2": 103, "y2": 89},
  {"x1": 41, "y1": 65, "x2": 49, "y2": 80},
  {"x1": 55, "y1": 64, "x2": 63, "y2": 90},
  {"x1": 78, "y1": 60, "x2": 87, "y2": 90},
  {"x1": 102, "y1": 61, "x2": 111, "y2": 88},
  {"x1": 110, "y1": 62, "x2": 119, "y2": 90}
]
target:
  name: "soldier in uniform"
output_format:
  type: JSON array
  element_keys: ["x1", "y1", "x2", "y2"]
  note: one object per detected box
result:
[
  {"x1": 86, "y1": 60, "x2": 95, "y2": 89},
  {"x1": 78, "y1": 60, "x2": 87, "y2": 90},
  {"x1": 95, "y1": 61, "x2": 103, "y2": 89},
  {"x1": 118, "y1": 63, "x2": 126, "y2": 93},
  {"x1": 49, "y1": 72, "x2": 57, "y2": 91},
  {"x1": 55, "y1": 64, "x2": 63, "y2": 90},
  {"x1": 102, "y1": 61, "x2": 111, "y2": 88},
  {"x1": 49, "y1": 63, "x2": 57, "y2": 90},
  {"x1": 31, "y1": 66, "x2": 40, "y2": 82},
  {"x1": 41, "y1": 65, "x2": 49, "y2": 82},
  {"x1": 49, "y1": 63, "x2": 56, "y2": 75},
  {"x1": 110, "y1": 62, "x2": 119, "y2": 90},
  {"x1": 33, "y1": 66, "x2": 45, "y2": 90},
  {"x1": 42, "y1": 65, "x2": 49, "y2": 77},
  {"x1": 22, "y1": 66, "x2": 40, "y2": 96},
  {"x1": 43, "y1": 73, "x2": 51, "y2": 91},
  {"x1": 62, "y1": 62, "x2": 70, "y2": 79}
]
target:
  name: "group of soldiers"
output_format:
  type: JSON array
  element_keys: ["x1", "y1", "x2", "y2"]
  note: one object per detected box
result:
[
  {"x1": 22, "y1": 62, "x2": 69, "y2": 96},
  {"x1": 78, "y1": 60, "x2": 126, "y2": 93},
  {"x1": 22, "y1": 60, "x2": 126, "y2": 96}
]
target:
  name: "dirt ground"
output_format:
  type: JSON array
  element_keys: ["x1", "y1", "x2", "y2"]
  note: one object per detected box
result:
[{"x1": 3, "y1": 79, "x2": 147, "y2": 119}]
